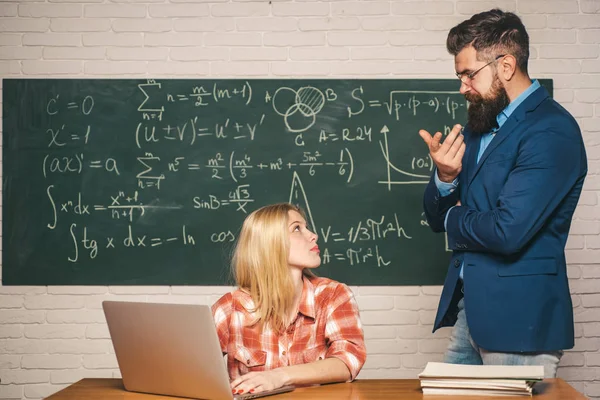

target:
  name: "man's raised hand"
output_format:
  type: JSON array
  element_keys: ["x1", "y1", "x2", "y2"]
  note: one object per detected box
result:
[{"x1": 419, "y1": 124, "x2": 465, "y2": 183}]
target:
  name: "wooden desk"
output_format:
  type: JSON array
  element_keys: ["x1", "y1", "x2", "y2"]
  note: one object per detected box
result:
[{"x1": 47, "y1": 378, "x2": 586, "y2": 400}]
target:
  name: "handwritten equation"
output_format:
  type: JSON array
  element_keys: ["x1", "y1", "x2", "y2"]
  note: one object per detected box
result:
[
  {"x1": 40, "y1": 81, "x2": 461, "y2": 264},
  {"x1": 4, "y1": 79, "x2": 466, "y2": 284}
]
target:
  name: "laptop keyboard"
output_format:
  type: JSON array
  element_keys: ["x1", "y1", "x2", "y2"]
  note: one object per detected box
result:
[
  {"x1": 233, "y1": 385, "x2": 294, "y2": 399},
  {"x1": 234, "y1": 392, "x2": 261, "y2": 400}
]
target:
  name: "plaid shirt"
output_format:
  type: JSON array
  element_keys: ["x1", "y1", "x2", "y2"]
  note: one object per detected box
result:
[{"x1": 211, "y1": 275, "x2": 366, "y2": 381}]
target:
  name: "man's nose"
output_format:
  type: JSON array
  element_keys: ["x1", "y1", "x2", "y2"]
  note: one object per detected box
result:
[{"x1": 459, "y1": 80, "x2": 470, "y2": 95}]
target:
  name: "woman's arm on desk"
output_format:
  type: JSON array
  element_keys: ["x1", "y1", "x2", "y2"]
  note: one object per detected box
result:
[{"x1": 230, "y1": 358, "x2": 350, "y2": 395}]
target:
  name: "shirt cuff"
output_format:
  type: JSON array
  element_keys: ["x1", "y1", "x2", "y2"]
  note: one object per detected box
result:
[
  {"x1": 444, "y1": 205, "x2": 457, "y2": 231},
  {"x1": 434, "y1": 169, "x2": 458, "y2": 197}
]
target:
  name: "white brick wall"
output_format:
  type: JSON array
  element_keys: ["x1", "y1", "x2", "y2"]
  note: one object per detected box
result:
[{"x1": 0, "y1": 1, "x2": 598, "y2": 399}]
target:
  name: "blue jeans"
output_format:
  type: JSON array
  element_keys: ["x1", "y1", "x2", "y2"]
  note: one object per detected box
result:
[{"x1": 444, "y1": 298, "x2": 563, "y2": 378}]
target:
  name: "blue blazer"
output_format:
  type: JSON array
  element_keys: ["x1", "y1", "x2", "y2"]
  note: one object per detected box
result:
[{"x1": 423, "y1": 86, "x2": 587, "y2": 352}]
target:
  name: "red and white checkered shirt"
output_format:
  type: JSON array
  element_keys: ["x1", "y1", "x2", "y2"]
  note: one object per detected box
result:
[{"x1": 211, "y1": 275, "x2": 366, "y2": 381}]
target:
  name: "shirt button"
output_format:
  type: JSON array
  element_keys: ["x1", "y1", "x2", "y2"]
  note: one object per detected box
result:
[
  {"x1": 282, "y1": 351, "x2": 286, "y2": 356},
  {"x1": 247, "y1": 359, "x2": 250, "y2": 364}
]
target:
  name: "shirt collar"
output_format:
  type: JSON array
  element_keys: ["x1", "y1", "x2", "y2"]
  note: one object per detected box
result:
[
  {"x1": 496, "y1": 79, "x2": 540, "y2": 130},
  {"x1": 235, "y1": 275, "x2": 316, "y2": 320}
]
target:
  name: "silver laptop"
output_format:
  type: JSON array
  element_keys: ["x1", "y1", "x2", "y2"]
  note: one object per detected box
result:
[{"x1": 102, "y1": 301, "x2": 294, "y2": 400}]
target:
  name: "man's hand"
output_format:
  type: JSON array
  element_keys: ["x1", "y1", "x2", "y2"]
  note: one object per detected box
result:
[
  {"x1": 231, "y1": 369, "x2": 289, "y2": 395},
  {"x1": 419, "y1": 124, "x2": 466, "y2": 183}
]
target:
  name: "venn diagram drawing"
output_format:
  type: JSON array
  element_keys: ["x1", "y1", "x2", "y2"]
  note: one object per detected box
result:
[{"x1": 272, "y1": 86, "x2": 327, "y2": 133}]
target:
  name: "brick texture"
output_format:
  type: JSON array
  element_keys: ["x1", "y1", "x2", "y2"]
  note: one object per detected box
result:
[{"x1": 1, "y1": 2, "x2": 598, "y2": 399}]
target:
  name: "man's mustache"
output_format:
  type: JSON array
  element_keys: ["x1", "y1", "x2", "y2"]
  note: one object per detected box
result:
[{"x1": 464, "y1": 93, "x2": 482, "y2": 103}]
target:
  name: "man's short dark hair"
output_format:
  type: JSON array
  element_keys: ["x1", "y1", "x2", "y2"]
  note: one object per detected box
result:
[{"x1": 447, "y1": 9, "x2": 529, "y2": 73}]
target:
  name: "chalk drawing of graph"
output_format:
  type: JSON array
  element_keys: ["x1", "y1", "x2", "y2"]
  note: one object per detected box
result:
[
  {"x1": 288, "y1": 171, "x2": 317, "y2": 233},
  {"x1": 378, "y1": 125, "x2": 430, "y2": 191},
  {"x1": 379, "y1": 126, "x2": 453, "y2": 251}
]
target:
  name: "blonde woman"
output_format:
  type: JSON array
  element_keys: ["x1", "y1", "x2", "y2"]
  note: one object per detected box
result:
[{"x1": 212, "y1": 203, "x2": 366, "y2": 396}]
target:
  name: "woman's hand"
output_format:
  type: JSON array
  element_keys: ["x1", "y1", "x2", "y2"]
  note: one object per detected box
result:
[{"x1": 231, "y1": 369, "x2": 289, "y2": 395}]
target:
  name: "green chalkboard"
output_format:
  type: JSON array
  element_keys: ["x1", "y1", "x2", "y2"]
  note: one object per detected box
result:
[{"x1": 2, "y1": 79, "x2": 552, "y2": 286}]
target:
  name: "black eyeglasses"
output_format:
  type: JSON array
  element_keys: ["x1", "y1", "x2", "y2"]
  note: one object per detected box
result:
[{"x1": 456, "y1": 54, "x2": 505, "y2": 83}]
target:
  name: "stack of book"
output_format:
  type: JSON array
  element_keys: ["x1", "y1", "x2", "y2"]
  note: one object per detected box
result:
[{"x1": 419, "y1": 362, "x2": 545, "y2": 397}]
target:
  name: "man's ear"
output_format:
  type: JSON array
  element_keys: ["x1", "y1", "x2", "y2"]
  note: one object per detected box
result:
[{"x1": 499, "y1": 54, "x2": 517, "y2": 81}]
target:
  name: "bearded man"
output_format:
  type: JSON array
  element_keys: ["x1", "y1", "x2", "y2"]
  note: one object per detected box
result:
[{"x1": 419, "y1": 9, "x2": 587, "y2": 377}]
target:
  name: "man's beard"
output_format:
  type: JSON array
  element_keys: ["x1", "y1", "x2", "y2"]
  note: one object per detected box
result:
[{"x1": 465, "y1": 75, "x2": 510, "y2": 134}]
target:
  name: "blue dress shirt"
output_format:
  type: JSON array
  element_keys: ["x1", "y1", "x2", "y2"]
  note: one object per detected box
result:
[{"x1": 435, "y1": 80, "x2": 541, "y2": 279}]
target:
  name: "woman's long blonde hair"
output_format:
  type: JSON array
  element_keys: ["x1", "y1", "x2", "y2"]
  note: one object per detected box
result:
[{"x1": 233, "y1": 203, "x2": 314, "y2": 332}]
